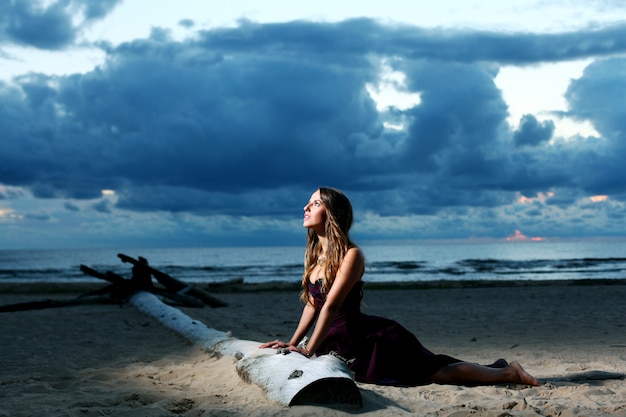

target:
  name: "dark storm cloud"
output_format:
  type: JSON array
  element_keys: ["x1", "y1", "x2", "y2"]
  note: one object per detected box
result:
[
  {"x1": 115, "y1": 185, "x2": 306, "y2": 216},
  {"x1": 513, "y1": 115, "x2": 555, "y2": 147},
  {"x1": 0, "y1": 186, "x2": 25, "y2": 199},
  {"x1": 92, "y1": 199, "x2": 112, "y2": 213},
  {"x1": 399, "y1": 60, "x2": 508, "y2": 180},
  {"x1": 64, "y1": 202, "x2": 80, "y2": 212},
  {"x1": 0, "y1": 0, "x2": 121, "y2": 49},
  {"x1": 566, "y1": 57, "x2": 626, "y2": 142},
  {"x1": 197, "y1": 19, "x2": 626, "y2": 63},
  {"x1": 1, "y1": 18, "x2": 625, "y2": 220},
  {"x1": 24, "y1": 212, "x2": 50, "y2": 221},
  {"x1": 79, "y1": 0, "x2": 122, "y2": 20},
  {"x1": 563, "y1": 57, "x2": 626, "y2": 196}
]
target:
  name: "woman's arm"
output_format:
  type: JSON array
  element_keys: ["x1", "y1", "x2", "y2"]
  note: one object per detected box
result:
[
  {"x1": 287, "y1": 299, "x2": 317, "y2": 346},
  {"x1": 303, "y1": 247, "x2": 365, "y2": 356}
]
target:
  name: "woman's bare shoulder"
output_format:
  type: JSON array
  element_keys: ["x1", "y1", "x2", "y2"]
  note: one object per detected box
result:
[
  {"x1": 344, "y1": 246, "x2": 365, "y2": 268},
  {"x1": 346, "y1": 245, "x2": 363, "y2": 256}
]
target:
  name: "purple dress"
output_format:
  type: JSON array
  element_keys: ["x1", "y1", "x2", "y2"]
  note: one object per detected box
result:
[{"x1": 309, "y1": 279, "x2": 461, "y2": 385}]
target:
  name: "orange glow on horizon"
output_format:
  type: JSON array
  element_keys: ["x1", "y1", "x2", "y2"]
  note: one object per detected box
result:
[
  {"x1": 0, "y1": 208, "x2": 22, "y2": 220},
  {"x1": 518, "y1": 191, "x2": 554, "y2": 204},
  {"x1": 590, "y1": 195, "x2": 608, "y2": 202},
  {"x1": 506, "y1": 230, "x2": 545, "y2": 242},
  {"x1": 506, "y1": 230, "x2": 527, "y2": 241}
]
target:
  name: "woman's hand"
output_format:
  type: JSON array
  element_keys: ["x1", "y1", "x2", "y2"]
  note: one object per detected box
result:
[
  {"x1": 259, "y1": 341, "x2": 312, "y2": 358},
  {"x1": 259, "y1": 339, "x2": 290, "y2": 349},
  {"x1": 295, "y1": 346, "x2": 312, "y2": 358}
]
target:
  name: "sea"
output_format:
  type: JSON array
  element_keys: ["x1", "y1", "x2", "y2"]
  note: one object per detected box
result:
[{"x1": 1, "y1": 239, "x2": 626, "y2": 285}]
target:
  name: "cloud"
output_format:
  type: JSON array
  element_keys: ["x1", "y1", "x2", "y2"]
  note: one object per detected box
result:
[
  {"x1": 0, "y1": 185, "x2": 26, "y2": 199},
  {"x1": 64, "y1": 202, "x2": 80, "y2": 211},
  {"x1": 513, "y1": 115, "x2": 555, "y2": 147},
  {"x1": 178, "y1": 19, "x2": 195, "y2": 29},
  {"x1": 196, "y1": 19, "x2": 626, "y2": 63},
  {"x1": 564, "y1": 57, "x2": 626, "y2": 195},
  {"x1": 0, "y1": 0, "x2": 122, "y2": 49},
  {"x1": 566, "y1": 57, "x2": 626, "y2": 142},
  {"x1": 1, "y1": 18, "x2": 625, "y2": 243},
  {"x1": 92, "y1": 199, "x2": 112, "y2": 213},
  {"x1": 24, "y1": 212, "x2": 50, "y2": 221}
]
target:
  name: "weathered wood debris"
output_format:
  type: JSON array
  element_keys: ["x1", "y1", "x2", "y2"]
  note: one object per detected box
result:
[{"x1": 0, "y1": 253, "x2": 227, "y2": 312}]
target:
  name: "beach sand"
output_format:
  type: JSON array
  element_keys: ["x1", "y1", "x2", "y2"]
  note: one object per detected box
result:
[{"x1": 1, "y1": 281, "x2": 625, "y2": 416}]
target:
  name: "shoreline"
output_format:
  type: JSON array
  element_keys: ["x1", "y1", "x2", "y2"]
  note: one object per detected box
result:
[{"x1": 1, "y1": 276, "x2": 625, "y2": 295}]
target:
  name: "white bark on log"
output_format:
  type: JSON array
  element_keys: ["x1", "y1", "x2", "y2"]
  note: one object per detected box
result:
[{"x1": 130, "y1": 291, "x2": 362, "y2": 407}]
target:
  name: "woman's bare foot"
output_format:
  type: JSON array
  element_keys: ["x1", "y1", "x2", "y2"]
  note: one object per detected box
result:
[{"x1": 508, "y1": 362, "x2": 541, "y2": 386}]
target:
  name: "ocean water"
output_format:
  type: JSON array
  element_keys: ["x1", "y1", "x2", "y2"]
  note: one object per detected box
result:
[{"x1": 1, "y1": 240, "x2": 625, "y2": 285}]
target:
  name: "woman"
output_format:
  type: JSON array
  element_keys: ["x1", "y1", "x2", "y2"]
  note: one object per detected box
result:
[{"x1": 260, "y1": 187, "x2": 540, "y2": 387}]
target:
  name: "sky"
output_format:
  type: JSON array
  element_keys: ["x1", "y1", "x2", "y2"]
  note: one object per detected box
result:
[{"x1": 1, "y1": 0, "x2": 625, "y2": 250}]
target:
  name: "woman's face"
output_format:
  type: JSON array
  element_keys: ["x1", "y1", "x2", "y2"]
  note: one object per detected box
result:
[{"x1": 303, "y1": 189, "x2": 326, "y2": 232}]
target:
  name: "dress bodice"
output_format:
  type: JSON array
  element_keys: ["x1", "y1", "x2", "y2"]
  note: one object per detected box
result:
[{"x1": 307, "y1": 279, "x2": 363, "y2": 316}]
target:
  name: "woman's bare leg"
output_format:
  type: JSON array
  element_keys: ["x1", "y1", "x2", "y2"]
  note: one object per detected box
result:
[
  {"x1": 430, "y1": 361, "x2": 541, "y2": 386},
  {"x1": 486, "y1": 358, "x2": 508, "y2": 368}
]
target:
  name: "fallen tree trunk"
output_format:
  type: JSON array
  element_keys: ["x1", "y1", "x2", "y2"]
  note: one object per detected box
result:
[
  {"x1": 119, "y1": 254, "x2": 228, "y2": 308},
  {"x1": 80, "y1": 265, "x2": 128, "y2": 285},
  {"x1": 0, "y1": 256, "x2": 228, "y2": 313},
  {"x1": 130, "y1": 291, "x2": 362, "y2": 408}
]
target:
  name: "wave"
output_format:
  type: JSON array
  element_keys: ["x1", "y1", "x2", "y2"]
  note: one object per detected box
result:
[
  {"x1": 1, "y1": 256, "x2": 625, "y2": 284},
  {"x1": 454, "y1": 257, "x2": 626, "y2": 276}
]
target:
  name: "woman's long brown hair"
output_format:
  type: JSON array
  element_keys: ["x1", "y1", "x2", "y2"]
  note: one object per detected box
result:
[{"x1": 300, "y1": 187, "x2": 355, "y2": 304}]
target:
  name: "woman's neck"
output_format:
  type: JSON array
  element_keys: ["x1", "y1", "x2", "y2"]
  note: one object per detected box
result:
[{"x1": 317, "y1": 236, "x2": 329, "y2": 256}]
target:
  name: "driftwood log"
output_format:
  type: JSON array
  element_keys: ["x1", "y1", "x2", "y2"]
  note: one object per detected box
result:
[
  {"x1": 131, "y1": 291, "x2": 362, "y2": 407},
  {"x1": 117, "y1": 254, "x2": 227, "y2": 307},
  {"x1": 0, "y1": 254, "x2": 227, "y2": 312},
  {"x1": 77, "y1": 254, "x2": 227, "y2": 308}
]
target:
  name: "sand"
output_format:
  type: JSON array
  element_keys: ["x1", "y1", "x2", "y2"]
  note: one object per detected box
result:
[{"x1": 1, "y1": 281, "x2": 625, "y2": 416}]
